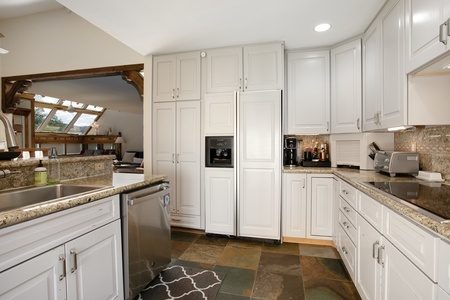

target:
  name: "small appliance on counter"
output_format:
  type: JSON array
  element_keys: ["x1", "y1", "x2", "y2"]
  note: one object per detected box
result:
[
  {"x1": 374, "y1": 151, "x2": 419, "y2": 177},
  {"x1": 283, "y1": 137, "x2": 299, "y2": 166},
  {"x1": 302, "y1": 143, "x2": 331, "y2": 167}
]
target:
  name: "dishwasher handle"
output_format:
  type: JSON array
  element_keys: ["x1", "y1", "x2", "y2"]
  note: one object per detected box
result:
[{"x1": 126, "y1": 183, "x2": 170, "y2": 206}]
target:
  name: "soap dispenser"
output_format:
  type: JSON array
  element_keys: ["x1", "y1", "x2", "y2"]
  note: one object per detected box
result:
[
  {"x1": 34, "y1": 160, "x2": 47, "y2": 186},
  {"x1": 48, "y1": 147, "x2": 60, "y2": 184}
]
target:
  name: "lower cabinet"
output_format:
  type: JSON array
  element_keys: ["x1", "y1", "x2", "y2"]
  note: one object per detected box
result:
[
  {"x1": 357, "y1": 213, "x2": 436, "y2": 300},
  {"x1": 205, "y1": 168, "x2": 235, "y2": 235},
  {"x1": 282, "y1": 173, "x2": 333, "y2": 240},
  {"x1": 0, "y1": 196, "x2": 123, "y2": 300}
]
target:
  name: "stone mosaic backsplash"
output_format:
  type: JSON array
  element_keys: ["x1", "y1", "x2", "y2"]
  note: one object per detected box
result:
[{"x1": 395, "y1": 125, "x2": 450, "y2": 181}]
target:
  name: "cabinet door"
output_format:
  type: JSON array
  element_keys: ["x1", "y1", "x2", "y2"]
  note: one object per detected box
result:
[
  {"x1": 176, "y1": 101, "x2": 201, "y2": 216},
  {"x1": 243, "y1": 43, "x2": 284, "y2": 91},
  {"x1": 286, "y1": 51, "x2": 330, "y2": 134},
  {"x1": 153, "y1": 54, "x2": 177, "y2": 102},
  {"x1": 363, "y1": 22, "x2": 381, "y2": 132},
  {"x1": 66, "y1": 220, "x2": 123, "y2": 300},
  {"x1": 357, "y1": 214, "x2": 382, "y2": 300},
  {"x1": 308, "y1": 177, "x2": 333, "y2": 238},
  {"x1": 177, "y1": 52, "x2": 201, "y2": 101},
  {"x1": 205, "y1": 168, "x2": 235, "y2": 235},
  {"x1": 206, "y1": 47, "x2": 243, "y2": 93},
  {"x1": 238, "y1": 91, "x2": 281, "y2": 240},
  {"x1": 331, "y1": 39, "x2": 362, "y2": 133},
  {"x1": 0, "y1": 246, "x2": 66, "y2": 300},
  {"x1": 439, "y1": 239, "x2": 450, "y2": 295},
  {"x1": 152, "y1": 102, "x2": 177, "y2": 213},
  {"x1": 405, "y1": 0, "x2": 450, "y2": 73},
  {"x1": 382, "y1": 238, "x2": 437, "y2": 300},
  {"x1": 380, "y1": 0, "x2": 407, "y2": 129},
  {"x1": 204, "y1": 92, "x2": 235, "y2": 135},
  {"x1": 282, "y1": 173, "x2": 307, "y2": 238}
]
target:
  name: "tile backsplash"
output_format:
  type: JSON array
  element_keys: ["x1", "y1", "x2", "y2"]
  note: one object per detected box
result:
[{"x1": 395, "y1": 125, "x2": 450, "y2": 181}]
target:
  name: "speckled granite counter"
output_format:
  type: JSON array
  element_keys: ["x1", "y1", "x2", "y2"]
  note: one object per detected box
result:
[
  {"x1": 0, "y1": 173, "x2": 167, "y2": 229},
  {"x1": 284, "y1": 166, "x2": 450, "y2": 240}
]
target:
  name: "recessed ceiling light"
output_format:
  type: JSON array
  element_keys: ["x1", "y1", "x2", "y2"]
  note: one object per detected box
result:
[{"x1": 314, "y1": 23, "x2": 331, "y2": 32}]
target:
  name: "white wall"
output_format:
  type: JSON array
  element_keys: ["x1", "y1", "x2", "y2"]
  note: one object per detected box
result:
[
  {"x1": 0, "y1": 8, "x2": 143, "y2": 76},
  {"x1": 94, "y1": 110, "x2": 144, "y2": 154}
]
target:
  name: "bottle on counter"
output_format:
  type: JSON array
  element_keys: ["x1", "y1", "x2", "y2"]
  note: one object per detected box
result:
[
  {"x1": 34, "y1": 160, "x2": 47, "y2": 186},
  {"x1": 48, "y1": 147, "x2": 60, "y2": 185}
]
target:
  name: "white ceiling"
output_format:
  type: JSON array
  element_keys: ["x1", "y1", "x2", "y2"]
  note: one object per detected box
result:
[{"x1": 0, "y1": 0, "x2": 389, "y2": 114}]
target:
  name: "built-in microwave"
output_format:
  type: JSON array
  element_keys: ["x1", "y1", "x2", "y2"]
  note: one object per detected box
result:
[{"x1": 205, "y1": 136, "x2": 233, "y2": 168}]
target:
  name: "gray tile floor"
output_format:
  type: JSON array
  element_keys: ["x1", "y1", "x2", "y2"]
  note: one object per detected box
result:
[{"x1": 170, "y1": 229, "x2": 361, "y2": 300}]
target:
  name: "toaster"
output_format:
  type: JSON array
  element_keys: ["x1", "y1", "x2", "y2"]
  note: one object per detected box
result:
[{"x1": 374, "y1": 151, "x2": 419, "y2": 177}]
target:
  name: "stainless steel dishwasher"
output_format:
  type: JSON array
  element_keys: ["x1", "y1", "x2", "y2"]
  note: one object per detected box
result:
[{"x1": 121, "y1": 182, "x2": 171, "y2": 300}]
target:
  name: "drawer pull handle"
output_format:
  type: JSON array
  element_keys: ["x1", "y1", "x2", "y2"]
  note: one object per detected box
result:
[
  {"x1": 343, "y1": 221, "x2": 350, "y2": 229},
  {"x1": 378, "y1": 245, "x2": 385, "y2": 267},
  {"x1": 343, "y1": 207, "x2": 350, "y2": 213},
  {"x1": 59, "y1": 254, "x2": 66, "y2": 281},
  {"x1": 171, "y1": 218, "x2": 181, "y2": 221},
  {"x1": 341, "y1": 246, "x2": 348, "y2": 255},
  {"x1": 373, "y1": 241, "x2": 379, "y2": 259},
  {"x1": 70, "y1": 249, "x2": 78, "y2": 273},
  {"x1": 342, "y1": 189, "x2": 348, "y2": 195}
]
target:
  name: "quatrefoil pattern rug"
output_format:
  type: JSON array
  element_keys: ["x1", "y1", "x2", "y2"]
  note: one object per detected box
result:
[{"x1": 138, "y1": 265, "x2": 225, "y2": 300}]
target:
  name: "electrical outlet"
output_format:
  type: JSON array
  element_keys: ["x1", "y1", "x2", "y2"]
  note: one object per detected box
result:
[{"x1": 94, "y1": 163, "x2": 104, "y2": 171}]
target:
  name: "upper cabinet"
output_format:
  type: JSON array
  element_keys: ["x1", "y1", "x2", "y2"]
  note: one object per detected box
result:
[
  {"x1": 363, "y1": 0, "x2": 407, "y2": 131},
  {"x1": 405, "y1": 0, "x2": 450, "y2": 73},
  {"x1": 331, "y1": 39, "x2": 362, "y2": 134},
  {"x1": 205, "y1": 42, "x2": 284, "y2": 93},
  {"x1": 152, "y1": 51, "x2": 201, "y2": 102},
  {"x1": 286, "y1": 50, "x2": 330, "y2": 134}
]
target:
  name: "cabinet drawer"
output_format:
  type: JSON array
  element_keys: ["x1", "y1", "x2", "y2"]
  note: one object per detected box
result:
[
  {"x1": 339, "y1": 196, "x2": 357, "y2": 226},
  {"x1": 340, "y1": 180, "x2": 357, "y2": 208},
  {"x1": 439, "y1": 239, "x2": 450, "y2": 295},
  {"x1": 358, "y1": 191, "x2": 383, "y2": 232},
  {"x1": 339, "y1": 211, "x2": 357, "y2": 244},
  {"x1": 0, "y1": 196, "x2": 119, "y2": 272},
  {"x1": 171, "y1": 214, "x2": 201, "y2": 229},
  {"x1": 338, "y1": 225, "x2": 356, "y2": 281},
  {"x1": 383, "y1": 207, "x2": 438, "y2": 282}
]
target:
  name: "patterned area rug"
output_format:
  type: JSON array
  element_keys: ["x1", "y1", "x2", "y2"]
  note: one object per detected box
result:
[{"x1": 138, "y1": 265, "x2": 225, "y2": 300}]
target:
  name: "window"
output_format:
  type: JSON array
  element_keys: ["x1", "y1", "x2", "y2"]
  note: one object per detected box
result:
[{"x1": 34, "y1": 94, "x2": 104, "y2": 134}]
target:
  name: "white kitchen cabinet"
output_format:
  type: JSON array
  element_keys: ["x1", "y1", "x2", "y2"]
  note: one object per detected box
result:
[
  {"x1": 0, "y1": 245, "x2": 65, "y2": 299},
  {"x1": 357, "y1": 213, "x2": 437, "y2": 300},
  {"x1": 204, "y1": 92, "x2": 235, "y2": 135},
  {"x1": 0, "y1": 197, "x2": 123, "y2": 300},
  {"x1": 282, "y1": 173, "x2": 307, "y2": 238},
  {"x1": 331, "y1": 39, "x2": 362, "y2": 133},
  {"x1": 205, "y1": 43, "x2": 284, "y2": 93},
  {"x1": 238, "y1": 91, "x2": 281, "y2": 240},
  {"x1": 307, "y1": 175, "x2": 334, "y2": 238},
  {"x1": 286, "y1": 50, "x2": 330, "y2": 134},
  {"x1": 405, "y1": 0, "x2": 450, "y2": 73},
  {"x1": 205, "y1": 168, "x2": 235, "y2": 235},
  {"x1": 152, "y1": 101, "x2": 201, "y2": 228},
  {"x1": 152, "y1": 52, "x2": 201, "y2": 102},
  {"x1": 363, "y1": 0, "x2": 407, "y2": 131}
]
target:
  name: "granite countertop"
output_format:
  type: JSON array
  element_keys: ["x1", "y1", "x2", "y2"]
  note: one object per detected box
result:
[
  {"x1": 0, "y1": 173, "x2": 168, "y2": 229},
  {"x1": 284, "y1": 166, "x2": 450, "y2": 240}
]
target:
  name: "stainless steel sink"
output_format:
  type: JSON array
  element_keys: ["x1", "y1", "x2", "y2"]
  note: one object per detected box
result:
[{"x1": 0, "y1": 184, "x2": 108, "y2": 212}]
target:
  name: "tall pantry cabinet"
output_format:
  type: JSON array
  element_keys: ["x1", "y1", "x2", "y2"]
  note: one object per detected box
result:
[{"x1": 152, "y1": 51, "x2": 202, "y2": 229}]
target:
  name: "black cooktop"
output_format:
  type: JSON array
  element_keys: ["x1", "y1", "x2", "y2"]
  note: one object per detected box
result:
[{"x1": 367, "y1": 181, "x2": 450, "y2": 221}]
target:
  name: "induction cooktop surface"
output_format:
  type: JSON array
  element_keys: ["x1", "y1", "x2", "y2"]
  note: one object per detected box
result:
[{"x1": 367, "y1": 181, "x2": 450, "y2": 222}]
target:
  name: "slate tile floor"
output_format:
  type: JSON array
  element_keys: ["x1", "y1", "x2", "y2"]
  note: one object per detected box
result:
[{"x1": 170, "y1": 228, "x2": 361, "y2": 300}]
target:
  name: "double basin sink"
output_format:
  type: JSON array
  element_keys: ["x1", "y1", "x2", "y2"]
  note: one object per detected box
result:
[{"x1": 0, "y1": 184, "x2": 109, "y2": 212}]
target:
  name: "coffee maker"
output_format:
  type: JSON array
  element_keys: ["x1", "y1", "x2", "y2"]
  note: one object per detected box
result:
[{"x1": 284, "y1": 137, "x2": 298, "y2": 166}]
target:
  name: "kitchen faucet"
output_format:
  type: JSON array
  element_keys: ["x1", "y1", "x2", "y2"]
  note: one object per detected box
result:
[{"x1": 0, "y1": 114, "x2": 19, "y2": 151}]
